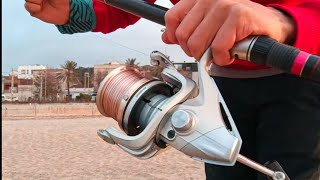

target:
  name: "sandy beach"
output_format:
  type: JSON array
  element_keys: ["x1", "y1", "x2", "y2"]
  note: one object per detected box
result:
[{"x1": 2, "y1": 117, "x2": 205, "y2": 180}]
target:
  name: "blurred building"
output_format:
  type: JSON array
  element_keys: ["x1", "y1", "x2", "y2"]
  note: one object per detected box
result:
[
  {"x1": 32, "y1": 69, "x2": 64, "y2": 102},
  {"x1": 16, "y1": 79, "x2": 34, "y2": 102},
  {"x1": 2, "y1": 74, "x2": 31, "y2": 102},
  {"x1": 63, "y1": 87, "x2": 94, "y2": 100},
  {"x1": 140, "y1": 65, "x2": 163, "y2": 79},
  {"x1": 17, "y1": 65, "x2": 46, "y2": 79},
  {"x1": 173, "y1": 62, "x2": 199, "y2": 84},
  {"x1": 2, "y1": 75, "x2": 18, "y2": 94},
  {"x1": 93, "y1": 61, "x2": 123, "y2": 91}
]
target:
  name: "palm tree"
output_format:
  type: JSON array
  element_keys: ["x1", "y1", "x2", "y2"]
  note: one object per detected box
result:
[
  {"x1": 56, "y1": 60, "x2": 80, "y2": 101},
  {"x1": 125, "y1": 58, "x2": 139, "y2": 67}
]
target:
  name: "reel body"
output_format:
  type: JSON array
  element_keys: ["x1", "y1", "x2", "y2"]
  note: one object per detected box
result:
[
  {"x1": 96, "y1": 50, "x2": 287, "y2": 179},
  {"x1": 96, "y1": 51, "x2": 241, "y2": 165}
]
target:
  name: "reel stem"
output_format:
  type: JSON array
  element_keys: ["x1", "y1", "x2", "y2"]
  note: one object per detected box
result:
[{"x1": 237, "y1": 154, "x2": 285, "y2": 180}]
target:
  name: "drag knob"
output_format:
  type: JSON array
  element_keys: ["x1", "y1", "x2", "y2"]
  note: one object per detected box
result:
[{"x1": 171, "y1": 110, "x2": 195, "y2": 133}]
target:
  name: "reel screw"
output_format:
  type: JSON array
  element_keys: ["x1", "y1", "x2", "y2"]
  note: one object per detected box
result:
[
  {"x1": 171, "y1": 110, "x2": 194, "y2": 133},
  {"x1": 123, "y1": 95, "x2": 129, "y2": 101}
]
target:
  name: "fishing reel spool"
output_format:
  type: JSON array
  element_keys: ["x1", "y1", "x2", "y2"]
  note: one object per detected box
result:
[
  {"x1": 96, "y1": 65, "x2": 173, "y2": 136},
  {"x1": 96, "y1": 50, "x2": 286, "y2": 180}
]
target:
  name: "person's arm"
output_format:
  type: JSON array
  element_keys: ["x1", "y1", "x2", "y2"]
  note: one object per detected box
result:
[
  {"x1": 228, "y1": 0, "x2": 320, "y2": 69},
  {"x1": 56, "y1": 0, "x2": 96, "y2": 34},
  {"x1": 92, "y1": 0, "x2": 157, "y2": 33},
  {"x1": 57, "y1": 0, "x2": 158, "y2": 34},
  {"x1": 269, "y1": 1, "x2": 320, "y2": 55}
]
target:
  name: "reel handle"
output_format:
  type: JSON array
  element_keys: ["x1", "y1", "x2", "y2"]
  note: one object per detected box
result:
[
  {"x1": 264, "y1": 160, "x2": 290, "y2": 180},
  {"x1": 104, "y1": 0, "x2": 320, "y2": 82}
]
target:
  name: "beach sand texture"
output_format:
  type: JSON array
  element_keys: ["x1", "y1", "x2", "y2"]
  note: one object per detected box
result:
[{"x1": 2, "y1": 117, "x2": 205, "y2": 180}]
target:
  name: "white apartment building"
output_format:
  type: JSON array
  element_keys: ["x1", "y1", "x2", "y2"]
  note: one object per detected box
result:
[{"x1": 18, "y1": 65, "x2": 46, "y2": 79}]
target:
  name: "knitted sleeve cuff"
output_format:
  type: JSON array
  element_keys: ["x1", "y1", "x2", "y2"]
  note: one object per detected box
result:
[{"x1": 56, "y1": 0, "x2": 96, "y2": 34}]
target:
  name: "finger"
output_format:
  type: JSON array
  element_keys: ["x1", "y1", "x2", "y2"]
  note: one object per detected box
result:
[
  {"x1": 164, "y1": 0, "x2": 196, "y2": 44},
  {"x1": 175, "y1": 2, "x2": 208, "y2": 57},
  {"x1": 210, "y1": 16, "x2": 237, "y2": 66},
  {"x1": 187, "y1": 6, "x2": 226, "y2": 59},
  {"x1": 25, "y1": 2, "x2": 42, "y2": 15},
  {"x1": 161, "y1": 31, "x2": 175, "y2": 44}
]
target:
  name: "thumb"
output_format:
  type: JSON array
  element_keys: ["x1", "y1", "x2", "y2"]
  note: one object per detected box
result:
[{"x1": 25, "y1": 2, "x2": 42, "y2": 16}]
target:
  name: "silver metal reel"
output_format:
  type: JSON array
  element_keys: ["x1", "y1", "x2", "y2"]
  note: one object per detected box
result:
[{"x1": 97, "y1": 49, "x2": 285, "y2": 180}]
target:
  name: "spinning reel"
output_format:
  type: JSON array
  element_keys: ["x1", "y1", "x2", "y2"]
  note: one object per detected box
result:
[{"x1": 96, "y1": 50, "x2": 287, "y2": 180}]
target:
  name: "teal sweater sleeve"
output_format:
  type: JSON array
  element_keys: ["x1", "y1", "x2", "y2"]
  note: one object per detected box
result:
[{"x1": 56, "y1": 0, "x2": 96, "y2": 34}]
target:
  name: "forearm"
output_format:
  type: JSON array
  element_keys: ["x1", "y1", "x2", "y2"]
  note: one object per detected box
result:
[
  {"x1": 56, "y1": 0, "x2": 157, "y2": 34},
  {"x1": 269, "y1": 0, "x2": 320, "y2": 55}
]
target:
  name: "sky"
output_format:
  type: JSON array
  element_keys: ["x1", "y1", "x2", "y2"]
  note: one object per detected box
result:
[{"x1": 2, "y1": 0, "x2": 194, "y2": 75}]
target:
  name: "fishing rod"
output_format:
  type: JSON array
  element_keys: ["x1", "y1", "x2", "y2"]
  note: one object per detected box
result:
[{"x1": 102, "y1": 0, "x2": 320, "y2": 82}]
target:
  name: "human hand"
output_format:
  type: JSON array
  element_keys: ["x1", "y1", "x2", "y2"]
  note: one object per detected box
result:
[
  {"x1": 24, "y1": 0, "x2": 70, "y2": 25},
  {"x1": 162, "y1": 0, "x2": 296, "y2": 66}
]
